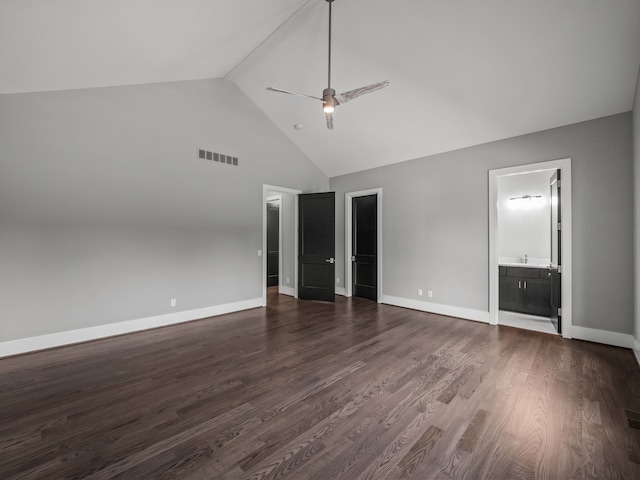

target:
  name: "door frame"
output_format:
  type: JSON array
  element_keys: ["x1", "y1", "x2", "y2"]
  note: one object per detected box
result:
[
  {"x1": 488, "y1": 158, "x2": 572, "y2": 338},
  {"x1": 262, "y1": 184, "x2": 302, "y2": 306},
  {"x1": 345, "y1": 188, "x2": 383, "y2": 301}
]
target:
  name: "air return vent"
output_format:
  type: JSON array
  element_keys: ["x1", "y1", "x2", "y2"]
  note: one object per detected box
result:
[{"x1": 197, "y1": 148, "x2": 238, "y2": 166}]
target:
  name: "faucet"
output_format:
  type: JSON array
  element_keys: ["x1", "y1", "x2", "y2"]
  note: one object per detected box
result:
[{"x1": 524, "y1": 254, "x2": 528, "y2": 264}]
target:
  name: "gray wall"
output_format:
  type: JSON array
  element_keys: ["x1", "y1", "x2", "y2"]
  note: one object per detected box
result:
[
  {"x1": 0, "y1": 79, "x2": 328, "y2": 342},
  {"x1": 331, "y1": 113, "x2": 634, "y2": 335}
]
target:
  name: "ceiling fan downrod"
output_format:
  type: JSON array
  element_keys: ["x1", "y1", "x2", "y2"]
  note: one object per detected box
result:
[
  {"x1": 322, "y1": 0, "x2": 336, "y2": 113},
  {"x1": 327, "y1": 0, "x2": 334, "y2": 89}
]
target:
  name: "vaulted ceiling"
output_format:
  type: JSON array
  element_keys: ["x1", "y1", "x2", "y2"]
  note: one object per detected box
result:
[{"x1": 2, "y1": 0, "x2": 639, "y2": 177}]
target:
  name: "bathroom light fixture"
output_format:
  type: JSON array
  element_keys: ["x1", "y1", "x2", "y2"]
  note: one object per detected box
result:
[
  {"x1": 507, "y1": 194, "x2": 546, "y2": 211},
  {"x1": 509, "y1": 195, "x2": 542, "y2": 201}
]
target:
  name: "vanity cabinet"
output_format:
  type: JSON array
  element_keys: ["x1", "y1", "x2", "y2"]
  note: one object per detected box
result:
[{"x1": 499, "y1": 266, "x2": 551, "y2": 317}]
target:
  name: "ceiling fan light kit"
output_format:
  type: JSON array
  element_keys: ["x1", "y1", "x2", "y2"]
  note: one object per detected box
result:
[
  {"x1": 322, "y1": 88, "x2": 337, "y2": 113},
  {"x1": 267, "y1": 0, "x2": 389, "y2": 129}
]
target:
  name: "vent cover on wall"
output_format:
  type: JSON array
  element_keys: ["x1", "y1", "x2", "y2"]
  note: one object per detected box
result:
[{"x1": 197, "y1": 148, "x2": 238, "y2": 166}]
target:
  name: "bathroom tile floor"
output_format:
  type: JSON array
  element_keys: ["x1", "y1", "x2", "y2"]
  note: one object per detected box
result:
[{"x1": 498, "y1": 310, "x2": 558, "y2": 335}]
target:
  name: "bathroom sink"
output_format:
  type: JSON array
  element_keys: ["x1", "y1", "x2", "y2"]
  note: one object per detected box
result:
[
  {"x1": 499, "y1": 262, "x2": 549, "y2": 268},
  {"x1": 498, "y1": 257, "x2": 552, "y2": 268}
]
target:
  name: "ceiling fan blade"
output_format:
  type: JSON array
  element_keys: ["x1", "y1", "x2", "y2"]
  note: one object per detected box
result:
[
  {"x1": 325, "y1": 111, "x2": 334, "y2": 130},
  {"x1": 266, "y1": 87, "x2": 323, "y2": 102},
  {"x1": 334, "y1": 80, "x2": 390, "y2": 105}
]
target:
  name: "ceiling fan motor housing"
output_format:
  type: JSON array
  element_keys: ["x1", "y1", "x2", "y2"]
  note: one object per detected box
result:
[{"x1": 323, "y1": 88, "x2": 338, "y2": 110}]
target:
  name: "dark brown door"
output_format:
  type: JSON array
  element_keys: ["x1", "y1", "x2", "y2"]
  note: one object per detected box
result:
[
  {"x1": 352, "y1": 194, "x2": 377, "y2": 301},
  {"x1": 550, "y1": 169, "x2": 562, "y2": 334},
  {"x1": 266, "y1": 200, "x2": 279, "y2": 287},
  {"x1": 298, "y1": 192, "x2": 335, "y2": 302}
]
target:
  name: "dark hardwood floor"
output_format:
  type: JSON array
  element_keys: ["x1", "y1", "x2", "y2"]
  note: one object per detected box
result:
[{"x1": 1, "y1": 290, "x2": 639, "y2": 479}]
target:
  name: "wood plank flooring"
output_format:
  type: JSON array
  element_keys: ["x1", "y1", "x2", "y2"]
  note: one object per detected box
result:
[{"x1": 1, "y1": 291, "x2": 639, "y2": 479}]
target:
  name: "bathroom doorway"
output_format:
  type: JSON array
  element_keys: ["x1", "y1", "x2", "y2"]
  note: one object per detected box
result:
[{"x1": 488, "y1": 159, "x2": 572, "y2": 338}]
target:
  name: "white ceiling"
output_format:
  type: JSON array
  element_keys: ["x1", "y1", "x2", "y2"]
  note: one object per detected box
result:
[{"x1": 2, "y1": 0, "x2": 639, "y2": 177}]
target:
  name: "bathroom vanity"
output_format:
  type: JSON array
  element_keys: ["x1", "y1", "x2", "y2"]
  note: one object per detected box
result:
[{"x1": 499, "y1": 264, "x2": 552, "y2": 317}]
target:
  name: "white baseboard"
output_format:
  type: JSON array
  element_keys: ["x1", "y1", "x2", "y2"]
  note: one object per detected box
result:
[
  {"x1": 0, "y1": 298, "x2": 263, "y2": 359},
  {"x1": 5, "y1": 296, "x2": 636, "y2": 364},
  {"x1": 380, "y1": 296, "x2": 637, "y2": 353},
  {"x1": 336, "y1": 287, "x2": 347, "y2": 297},
  {"x1": 570, "y1": 325, "x2": 635, "y2": 349},
  {"x1": 380, "y1": 295, "x2": 490, "y2": 324},
  {"x1": 278, "y1": 286, "x2": 295, "y2": 297}
]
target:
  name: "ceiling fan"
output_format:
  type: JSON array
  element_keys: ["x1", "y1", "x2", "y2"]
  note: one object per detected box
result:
[{"x1": 267, "y1": 0, "x2": 389, "y2": 129}]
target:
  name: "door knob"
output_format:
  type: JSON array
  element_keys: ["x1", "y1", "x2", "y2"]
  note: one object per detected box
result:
[
  {"x1": 325, "y1": 258, "x2": 335, "y2": 264},
  {"x1": 351, "y1": 256, "x2": 356, "y2": 261}
]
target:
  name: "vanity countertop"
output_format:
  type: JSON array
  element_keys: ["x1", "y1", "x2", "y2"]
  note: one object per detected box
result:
[{"x1": 499, "y1": 262, "x2": 554, "y2": 269}]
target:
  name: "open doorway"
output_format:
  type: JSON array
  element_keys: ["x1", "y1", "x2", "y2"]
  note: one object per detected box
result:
[
  {"x1": 266, "y1": 195, "x2": 281, "y2": 291},
  {"x1": 345, "y1": 188, "x2": 383, "y2": 301},
  {"x1": 489, "y1": 159, "x2": 572, "y2": 338},
  {"x1": 496, "y1": 170, "x2": 556, "y2": 334},
  {"x1": 262, "y1": 185, "x2": 302, "y2": 306}
]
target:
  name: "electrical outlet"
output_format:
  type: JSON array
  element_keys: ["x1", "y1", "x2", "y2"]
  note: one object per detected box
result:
[
  {"x1": 337, "y1": 277, "x2": 340, "y2": 284},
  {"x1": 170, "y1": 299, "x2": 176, "y2": 307},
  {"x1": 286, "y1": 278, "x2": 290, "y2": 284},
  {"x1": 258, "y1": 250, "x2": 262, "y2": 257},
  {"x1": 418, "y1": 289, "x2": 423, "y2": 296},
  {"x1": 428, "y1": 291, "x2": 433, "y2": 298}
]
